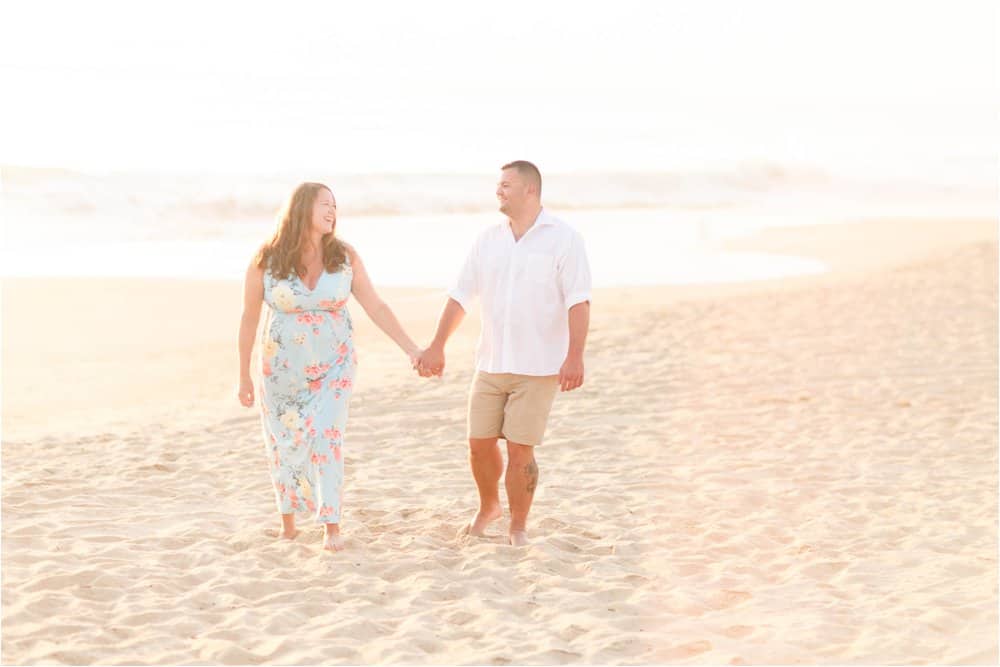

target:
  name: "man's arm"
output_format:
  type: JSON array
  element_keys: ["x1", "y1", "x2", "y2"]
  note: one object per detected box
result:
[
  {"x1": 558, "y1": 301, "x2": 590, "y2": 392},
  {"x1": 557, "y1": 228, "x2": 592, "y2": 392},
  {"x1": 417, "y1": 298, "x2": 466, "y2": 376}
]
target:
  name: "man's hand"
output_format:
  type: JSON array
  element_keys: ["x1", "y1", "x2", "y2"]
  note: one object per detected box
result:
[
  {"x1": 558, "y1": 354, "x2": 584, "y2": 392},
  {"x1": 416, "y1": 344, "x2": 445, "y2": 377}
]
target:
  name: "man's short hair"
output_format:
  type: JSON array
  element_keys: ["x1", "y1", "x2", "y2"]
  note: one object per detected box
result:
[{"x1": 501, "y1": 160, "x2": 542, "y2": 196}]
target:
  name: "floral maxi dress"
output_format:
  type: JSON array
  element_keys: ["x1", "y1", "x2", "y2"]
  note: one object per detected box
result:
[{"x1": 259, "y1": 259, "x2": 356, "y2": 524}]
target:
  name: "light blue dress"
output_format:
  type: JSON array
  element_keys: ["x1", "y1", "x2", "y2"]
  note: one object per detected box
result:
[{"x1": 259, "y1": 258, "x2": 356, "y2": 524}]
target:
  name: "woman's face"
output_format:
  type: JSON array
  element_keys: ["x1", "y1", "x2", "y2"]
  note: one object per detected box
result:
[{"x1": 312, "y1": 188, "x2": 337, "y2": 235}]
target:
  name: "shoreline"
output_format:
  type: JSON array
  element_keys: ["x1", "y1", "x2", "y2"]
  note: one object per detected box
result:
[
  {"x1": 3, "y1": 217, "x2": 994, "y2": 443},
  {"x1": 3, "y1": 215, "x2": 992, "y2": 287}
]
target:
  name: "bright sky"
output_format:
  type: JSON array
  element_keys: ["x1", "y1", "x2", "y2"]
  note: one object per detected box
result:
[{"x1": 1, "y1": 0, "x2": 995, "y2": 176}]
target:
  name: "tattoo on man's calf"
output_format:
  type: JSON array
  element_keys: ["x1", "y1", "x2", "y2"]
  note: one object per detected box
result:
[{"x1": 524, "y1": 460, "x2": 539, "y2": 493}]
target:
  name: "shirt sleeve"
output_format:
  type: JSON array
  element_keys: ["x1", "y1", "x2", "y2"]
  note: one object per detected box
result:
[
  {"x1": 559, "y1": 230, "x2": 592, "y2": 310},
  {"x1": 447, "y1": 238, "x2": 479, "y2": 312}
]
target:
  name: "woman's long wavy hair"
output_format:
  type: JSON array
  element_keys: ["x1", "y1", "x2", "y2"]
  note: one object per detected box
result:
[{"x1": 255, "y1": 182, "x2": 347, "y2": 279}]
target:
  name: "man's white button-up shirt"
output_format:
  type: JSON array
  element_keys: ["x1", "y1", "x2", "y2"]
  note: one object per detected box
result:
[{"x1": 448, "y1": 208, "x2": 592, "y2": 376}]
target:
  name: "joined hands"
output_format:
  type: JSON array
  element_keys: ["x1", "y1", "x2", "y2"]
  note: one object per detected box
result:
[{"x1": 411, "y1": 345, "x2": 445, "y2": 378}]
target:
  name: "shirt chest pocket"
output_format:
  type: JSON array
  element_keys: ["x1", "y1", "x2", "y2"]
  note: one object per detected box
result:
[{"x1": 523, "y1": 253, "x2": 556, "y2": 285}]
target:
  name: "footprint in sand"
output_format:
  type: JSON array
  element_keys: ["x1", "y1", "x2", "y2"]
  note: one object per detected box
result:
[
  {"x1": 800, "y1": 561, "x2": 850, "y2": 579},
  {"x1": 721, "y1": 625, "x2": 755, "y2": 639},
  {"x1": 709, "y1": 590, "x2": 752, "y2": 610},
  {"x1": 662, "y1": 640, "x2": 713, "y2": 660}
]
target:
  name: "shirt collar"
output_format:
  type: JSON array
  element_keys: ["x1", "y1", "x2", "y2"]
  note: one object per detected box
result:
[
  {"x1": 534, "y1": 207, "x2": 554, "y2": 226},
  {"x1": 500, "y1": 206, "x2": 552, "y2": 234}
]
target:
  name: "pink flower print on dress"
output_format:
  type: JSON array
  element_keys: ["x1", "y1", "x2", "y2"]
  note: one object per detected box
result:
[
  {"x1": 305, "y1": 363, "x2": 331, "y2": 380},
  {"x1": 296, "y1": 313, "x2": 323, "y2": 325},
  {"x1": 324, "y1": 427, "x2": 342, "y2": 441},
  {"x1": 320, "y1": 299, "x2": 347, "y2": 314},
  {"x1": 319, "y1": 505, "x2": 335, "y2": 518},
  {"x1": 332, "y1": 445, "x2": 342, "y2": 462},
  {"x1": 305, "y1": 497, "x2": 316, "y2": 512},
  {"x1": 309, "y1": 379, "x2": 322, "y2": 392}
]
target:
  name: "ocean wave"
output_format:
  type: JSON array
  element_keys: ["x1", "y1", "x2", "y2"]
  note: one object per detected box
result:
[
  {"x1": 1, "y1": 163, "x2": 840, "y2": 220},
  {"x1": 5, "y1": 163, "x2": 991, "y2": 231}
]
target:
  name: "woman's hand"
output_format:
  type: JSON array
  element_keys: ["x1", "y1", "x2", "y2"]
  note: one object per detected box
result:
[
  {"x1": 407, "y1": 346, "x2": 424, "y2": 372},
  {"x1": 238, "y1": 377, "x2": 255, "y2": 407},
  {"x1": 416, "y1": 344, "x2": 445, "y2": 377}
]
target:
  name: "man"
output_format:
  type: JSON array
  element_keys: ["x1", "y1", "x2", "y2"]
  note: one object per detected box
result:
[{"x1": 416, "y1": 160, "x2": 592, "y2": 547}]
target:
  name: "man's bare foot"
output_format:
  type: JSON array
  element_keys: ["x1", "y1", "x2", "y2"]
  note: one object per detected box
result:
[
  {"x1": 509, "y1": 530, "x2": 529, "y2": 547},
  {"x1": 323, "y1": 535, "x2": 345, "y2": 551},
  {"x1": 278, "y1": 529, "x2": 300, "y2": 540},
  {"x1": 467, "y1": 505, "x2": 502, "y2": 537}
]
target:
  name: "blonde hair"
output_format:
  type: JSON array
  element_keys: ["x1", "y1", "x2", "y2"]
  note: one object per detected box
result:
[{"x1": 255, "y1": 182, "x2": 347, "y2": 278}]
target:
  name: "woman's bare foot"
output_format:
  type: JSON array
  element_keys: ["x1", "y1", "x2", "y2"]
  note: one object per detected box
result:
[
  {"x1": 509, "y1": 530, "x2": 529, "y2": 547},
  {"x1": 323, "y1": 534, "x2": 345, "y2": 551},
  {"x1": 467, "y1": 505, "x2": 502, "y2": 537},
  {"x1": 323, "y1": 524, "x2": 344, "y2": 551}
]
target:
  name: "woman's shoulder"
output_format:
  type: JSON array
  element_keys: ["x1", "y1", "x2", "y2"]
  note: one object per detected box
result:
[
  {"x1": 339, "y1": 240, "x2": 359, "y2": 265},
  {"x1": 246, "y1": 253, "x2": 266, "y2": 279},
  {"x1": 252, "y1": 243, "x2": 272, "y2": 270}
]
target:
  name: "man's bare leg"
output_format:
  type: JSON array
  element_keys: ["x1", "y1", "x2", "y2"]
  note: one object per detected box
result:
[
  {"x1": 505, "y1": 441, "x2": 538, "y2": 546},
  {"x1": 467, "y1": 437, "x2": 504, "y2": 535}
]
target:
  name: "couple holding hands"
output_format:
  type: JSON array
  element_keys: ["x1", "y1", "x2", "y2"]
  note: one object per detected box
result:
[{"x1": 237, "y1": 161, "x2": 591, "y2": 551}]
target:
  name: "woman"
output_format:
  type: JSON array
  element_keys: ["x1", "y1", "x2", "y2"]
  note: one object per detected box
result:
[{"x1": 237, "y1": 182, "x2": 420, "y2": 551}]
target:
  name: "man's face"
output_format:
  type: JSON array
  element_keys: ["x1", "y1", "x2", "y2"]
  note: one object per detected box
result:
[{"x1": 496, "y1": 168, "x2": 529, "y2": 215}]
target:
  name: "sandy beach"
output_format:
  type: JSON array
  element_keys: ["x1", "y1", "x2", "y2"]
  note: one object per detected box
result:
[{"x1": 2, "y1": 217, "x2": 996, "y2": 664}]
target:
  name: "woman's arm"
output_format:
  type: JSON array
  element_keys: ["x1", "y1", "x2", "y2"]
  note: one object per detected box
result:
[
  {"x1": 346, "y1": 244, "x2": 420, "y2": 362},
  {"x1": 237, "y1": 260, "x2": 265, "y2": 407}
]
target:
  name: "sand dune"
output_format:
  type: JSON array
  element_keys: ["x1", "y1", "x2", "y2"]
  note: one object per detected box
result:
[{"x1": 2, "y1": 219, "x2": 996, "y2": 664}]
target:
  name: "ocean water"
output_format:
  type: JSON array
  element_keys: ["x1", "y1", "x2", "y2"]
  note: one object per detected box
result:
[{"x1": 1, "y1": 166, "x2": 993, "y2": 287}]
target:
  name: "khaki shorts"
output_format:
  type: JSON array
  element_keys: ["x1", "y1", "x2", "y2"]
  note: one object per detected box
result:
[{"x1": 468, "y1": 372, "x2": 560, "y2": 447}]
